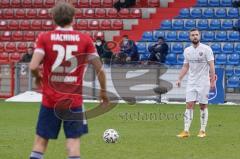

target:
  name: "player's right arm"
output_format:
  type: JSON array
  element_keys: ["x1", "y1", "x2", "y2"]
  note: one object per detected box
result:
[
  {"x1": 176, "y1": 49, "x2": 189, "y2": 87},
  {"x1": 29, "y1": 53, "x2": 44, "y2": 87},
  {"x1": 29, "y1": 33, "x2": 45, "y2": 87},
  {"x1": 176, "y1": 63, "x2": 189, "y2": 87}
]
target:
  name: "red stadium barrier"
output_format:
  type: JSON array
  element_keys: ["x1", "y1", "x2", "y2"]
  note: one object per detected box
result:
[{"x1": 0, "y1": 62, "x2": 14, "y2": 98}]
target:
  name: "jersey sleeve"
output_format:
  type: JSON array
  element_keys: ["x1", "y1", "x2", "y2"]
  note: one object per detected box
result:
[
  {"x1": 206, "y1": 47, "x2": 214, "y2": 61},
  {"x1": 183, "y1": 48, "x2": 189, "y2": 64},
  {"x1": 34, "y1": 32, "x2": 45, "y2": 55},
  {"x1": 85, "y1": 36, "x2": 99, "y2": 61}
]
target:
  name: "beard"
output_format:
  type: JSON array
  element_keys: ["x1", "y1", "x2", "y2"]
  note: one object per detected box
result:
[{"x1": 192, "y1": 39, "x2": 200, "y2": 45}]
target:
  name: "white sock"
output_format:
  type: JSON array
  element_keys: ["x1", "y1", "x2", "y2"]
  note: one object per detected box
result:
[
  {"x1": 68, "y1": 157, "x2": 80, "y2": 159},
  {"x1": 184, "y1": 109, "x2": 193, "y2": 132},
  {"x1": 200, "y1": 108, "x2": 208, "y2": 132}
]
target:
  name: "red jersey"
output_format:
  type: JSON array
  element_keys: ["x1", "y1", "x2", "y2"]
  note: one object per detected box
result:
[{"x1": 34, "y1": 27, "x2": 98, "y2": 108}]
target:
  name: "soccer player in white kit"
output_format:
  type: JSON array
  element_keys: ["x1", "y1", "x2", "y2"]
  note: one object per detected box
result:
[{"x1": 176, "y1": 28, "x2": 216, "y2": 138}]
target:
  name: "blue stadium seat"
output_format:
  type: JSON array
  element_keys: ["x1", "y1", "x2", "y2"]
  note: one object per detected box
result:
[
  {"x1": 223, "y1": 43, "x2": 234, "y2": 54},
  {"x1": 234, "y1": 43, "x2": 240, "y2": 53},
  {"x1": 222, "y1": 19, "x2": 233, "y2": 30},
  {"x1": 215, "y1": 8, "x2": 227, "y2": 18},
  {"x1": 211, "y1": 43, "x2": 221, "y2": 54},
  {"x1": 172, "y1": 20, "x2": 184, "y2": 30},
  {"x1": 153, "y1": 31, "x2": 165, "y2": 41},
  {"x1": 227, "y1": 76, "x2": 239, "y2": 88},
  {"x1": 172, "y1": 43, "x2": 183, "y2": 54},
  {"x1": 191, "y1": 8, "x2": 202, "y2": 18},
  {"x1": 203, "y1": 8, "x2": 214, "y2": 18},
  {"x1": 216, "y1": 31, "x2": 227, "y2": 41},
  {"x1": 225, "y1": 65, "x2": 234, "y2": 76},
  {"x1": 139, "y1": 54, "x2": 149, "y2": 61},
  {"x1": 210, "y1": 19, "x2": 221, "y2": 30},
  {"x1": 209, "y1": 0, "x2": 219, "y2": 6},
  {"x1": 178, "y1": 31, "x2": 189, "y2": 41},
  {"x1": 185, "y1": 19, "x2": 196, "y2": 30},
  {"x1": 202, "y1": 31, "x2": 215, "y2": 41},
  {"x1": 177, "y1": 54, "x2": 184, "y2": 65},
  {"x1": 160, "y1": 20, "x2": 172, "y2": 30},
  {"x1": 227, "y1": 54, "x2": 240, "y2": 65},
  {"x1": 136, "y1": 42, "x2": 147, "y2": 54},
  {"x1": 178, "y1": 8, "x2": 190, "y2": 18},
  {"x1": 165, "y1": 53, "x2": 177, "y2": 65},
  {"x1": 166, "y1": 31, "x2": 177, "y2": 41},
  {"x1": 228, "y1": 31, "x2": 240, "y2": 41},
  {"x1": 234, "y1": 66, "x2": 240, "y2": 76},
  {"x1": 215, "y1": 54, "x2": 227, "y2": 65},
  {"x1": 196, "y1": 0, "x2": 208, "y2": 6},
  {"x1": 197, "y1": 19, "x2": 209, "y2": 30},
  {"x1": 184, "y1": 43, "x2": 191, "y2": 49},
  {"x1": 220, "y1": 0, "x2": 233, "y2": 7},
  {"x1": 141, "y1": 31, "x2": 153, "y2": 41},
  {"x1": 228, "y1": 8, "x2": 239, "y2": 18}
]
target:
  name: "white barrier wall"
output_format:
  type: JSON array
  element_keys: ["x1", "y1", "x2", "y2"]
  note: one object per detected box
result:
[{"x1": 87, "y1": 65, "x2": 187, "y2": 101}]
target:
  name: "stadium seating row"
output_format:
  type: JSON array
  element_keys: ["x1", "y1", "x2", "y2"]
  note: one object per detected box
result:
[
  {"x1": 226, "y1": 76, "x2": 240, "y2": 88},
  {"x1": 160, "y1": 19, "x2": 238, "y2": 30},
  {"x1": 0, "y1": 52, "x2": 21, "y2": 62},
  {"x1": 226, "y1": 66, "x2": 240, "y2": 77},
  {"x1": 138, "y1": 51, "x2": 240, "y2": 66},
  {"x1": 196, "y1": 0, "x2": 234, "y2": 7},
  {"x1": 0, "y1": 42, "x2": 35, "y2": 53},
  {"x1": 177, "y1": 7, "x2": 239, "y2": 18},
  {"x1": 0, "y1": 31, "x2": 104, "y2": 52},
  {"x1": 0, "y1": 0, "x2": 160, "y2": 8},
  {"x1": 137, "y1": 42, "x2": 240, "y2": 54},
  {"x1": 164, "y1": 53, "x2": 240, "y2": 65},
  {"x1": 141, "y1": 31, "x2": 240, "y2": 42},
  {"x1": 0, "y1": 19, "x2": 124, "y2": 31},
  {"x1": 0, "y1": 0, "x2": 55, "y2": 8},
  {"x1": 0, "y1": 8, "x2": 142, "y2": 19}
]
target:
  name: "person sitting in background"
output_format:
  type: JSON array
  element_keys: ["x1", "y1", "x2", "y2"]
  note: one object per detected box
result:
[
  {"x1": 20, "y1": 47, "x2": 34, "y2": 63},
  {"x1": 232, "y1": 0, "x2": 240, "y2": 7},
  {"x1": 148, "y1": 37, "x2": 169, "y2": 64},
  {"x1": 114, "y1": 0, "x2": 136, "y2": 11},
  {"x1": 95, "y1": 37, "x2": 113, "y2": 64},
  {"x1": 233, "y1": 19, "x2": 240, "y2": 32},
  {"x1": 116, "y1": 35, "x2": 139, "y2": 64}
]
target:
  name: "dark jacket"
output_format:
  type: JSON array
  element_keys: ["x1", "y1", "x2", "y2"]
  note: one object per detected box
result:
[
  {"x1": 20, "y1": 53, "x2": 32, "y2": 63},
  {"x1": 96, "y1": 41, "x2": 113, "y2": 64},
  {"x1": 114, "y1": 0, "x2": 136, "y2": 11},
  {"x1": 148, "y1": 43, "x2": 169, "y2": 63},
  {"x1": 120, "y1": 40, "x2": 139, "y2": 61}
]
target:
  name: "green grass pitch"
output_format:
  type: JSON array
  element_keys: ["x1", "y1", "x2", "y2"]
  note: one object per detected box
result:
[{"x1": 0, "y1": 100, "x2": 240, "y2": 159}]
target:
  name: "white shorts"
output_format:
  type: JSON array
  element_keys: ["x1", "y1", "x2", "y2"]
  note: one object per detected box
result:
[{"x1": 186, "y1": 85, "x2": 210, "y2": 104}]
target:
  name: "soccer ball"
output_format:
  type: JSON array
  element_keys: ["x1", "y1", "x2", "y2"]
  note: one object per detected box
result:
[{"x1": 103, "y1": 129, "x2": 119, "y2": 143}]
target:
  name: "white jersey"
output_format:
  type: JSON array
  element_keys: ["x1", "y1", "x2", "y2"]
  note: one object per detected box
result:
[{"x1": 184, "y1": 43, "x2": 214, "y2": 86}]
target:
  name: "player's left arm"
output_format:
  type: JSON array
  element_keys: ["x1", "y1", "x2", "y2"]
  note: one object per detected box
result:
[
  {"x1": 206, "y1": 47, "x2": 216, "y2": 89},
  {"x1": 89, "y1": 57, "x2": 109, "y2": 106},
  {"x1": 86, "y1": 35, "x2": 109, "y2": 106},
  {"x1": 208, "y1": 60, "x2": 216, "y2": 89}
]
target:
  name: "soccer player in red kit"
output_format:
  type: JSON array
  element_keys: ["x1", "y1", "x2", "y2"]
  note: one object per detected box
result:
[{"x1": 28, "y1": 2, "x2": 109, "y2": 159}]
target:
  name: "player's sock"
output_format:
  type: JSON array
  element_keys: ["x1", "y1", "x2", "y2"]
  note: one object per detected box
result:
[
  {"x1": 200, "y1": 108, "x2": 208, "y2": 132},
  {"x1": 68, "y1": 156, "x2": 80, "y2": 159},
  {"x1": 29, "y1": 151, "x2": 44, "y2": 159},
  {"x1": 184, "y1": 109, "x2": 193, "y2": 132}
]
